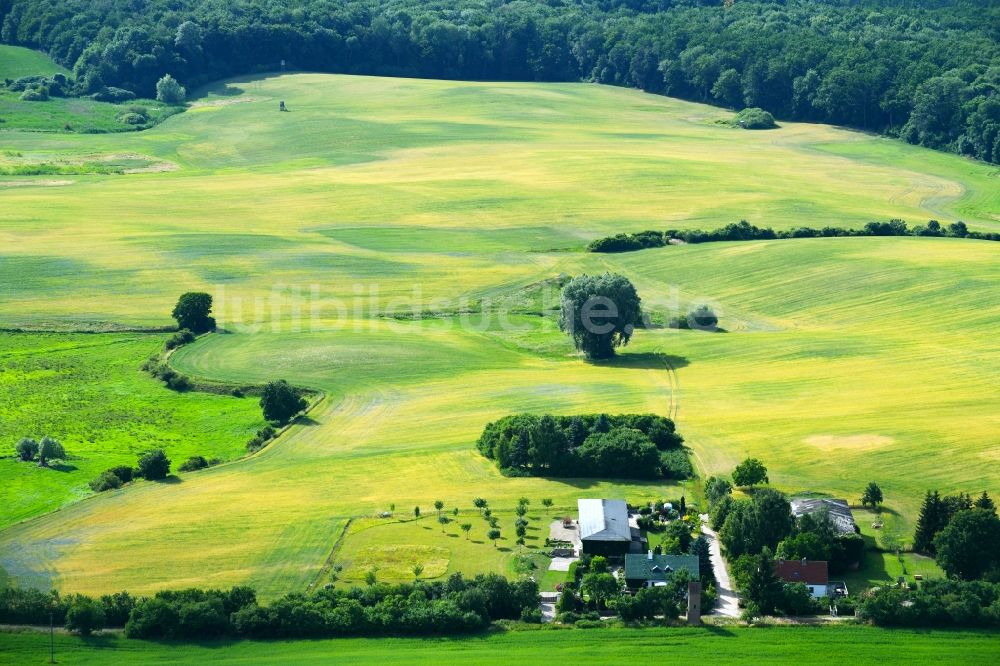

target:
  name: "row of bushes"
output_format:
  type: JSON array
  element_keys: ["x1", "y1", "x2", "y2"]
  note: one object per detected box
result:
[
  {"x1": 588, "y1": 220, "x2": 999, "y2": 253},
  {"x1": 246, "y1": 425, "x2": 276, "y2": 453},
  {"x1": 857, "y1": 579, "x2": 1000, "y2": 627},
  {"x1": 477, "y1": 413, "x2": 690, "y2": 480},
  {"x1": 0, "y1": 587, "x2": 137, "y2": 631},
  {"x1": 90, "y1": 449, "x2": 171, "y2": 492},
  {"x1": 2, "y1": 574, "x2": 538, "y2": 638},
  {"x1": 142, "y1": 355, "x2": 191, "y2": 391}
]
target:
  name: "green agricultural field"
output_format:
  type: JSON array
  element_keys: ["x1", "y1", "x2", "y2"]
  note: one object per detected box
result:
[
  {"x1": 0, "y1": 73, "x2": 997, "y2": 600},
  {"x1": 0, "y1": 332, "x2": 266, "y2": 531},
  {"x1": 1, "y1": 625, "x2": 999, "y2": 665},
  {"x1": 0, "y1": 45, "x2": 67, "y2": 79}
]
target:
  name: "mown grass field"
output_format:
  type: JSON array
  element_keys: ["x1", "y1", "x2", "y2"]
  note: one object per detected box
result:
[
  {"x1": 0, "y1": 333, "x2": 266, "y2": 531},
  {"x1": 0, "y1": 45, "x2": 67, "y2": 79},
  {"x1": 0, "y1": 72, "x2": 997, "y2": 601},
  {"x1": 1, "y1": 625, "x2": 999, "y2": 665}
]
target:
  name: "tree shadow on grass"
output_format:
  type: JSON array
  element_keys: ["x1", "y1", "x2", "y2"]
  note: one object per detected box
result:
[
  {"x1": 542, "y1": 476, "x2": 674, "y2": 490},
  {"x1": 293, "y1": 415, "x2": 321, "y2": 426},
  {"x1": 154, "y1": 475, "x2": 182, "y2": 485},
  {"x1": 497, "y1": 547, "x2": 513, "y2": 552},
  {"x1": 699, "y1": 624, "x2": 737, "y2": 637},
  {"x1": 47, "y1": 463, "x2": 78, "y2": 473},
  {"x1": 80, "y1": 634, "x2": 119, "y2": 648},
  {"x1": 588, "y1": 352, "x2": 690, "y2": 371},
  {"x1": 470, "y1": 540, "x2": 485, "y2": 545}
]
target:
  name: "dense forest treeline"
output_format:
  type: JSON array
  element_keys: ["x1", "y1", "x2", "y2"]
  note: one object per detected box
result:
[{"x1": 1, "y1": 1, "x2": 998, "y2": 163}]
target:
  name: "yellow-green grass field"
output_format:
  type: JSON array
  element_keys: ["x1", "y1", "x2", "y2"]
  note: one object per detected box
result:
[
  {"x1": 0, "y1": 73, "x2": 997, "y2": 599},
  {"x1": 0, "y1": 73, "x2": 998, "y2": 327},
  {"x1": 2, "y1": 625, "x2": 999, "y2": 665},
  {"x1": 0, "y1": 332, "x2": 266, "y2": 530}
]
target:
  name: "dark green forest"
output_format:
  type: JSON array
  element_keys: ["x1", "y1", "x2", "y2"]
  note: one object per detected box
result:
[{"x1": 1, "y1": 0, "x2": 998, "y2": 163}]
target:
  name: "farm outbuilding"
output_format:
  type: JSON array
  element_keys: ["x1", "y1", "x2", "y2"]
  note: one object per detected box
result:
[{"x1": 577, "y1": 498, "x2": 646, "y2": 556}]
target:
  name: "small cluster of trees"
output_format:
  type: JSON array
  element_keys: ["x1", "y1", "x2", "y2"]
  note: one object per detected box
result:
[
  {"x1": 734, "y1": 107, "x2": 776, "y2": 130},
  {"x1": 90, "y1": 449, "x2": 171, "y2": 492},
  {"x1": 587, "y1": 219, "x2": 998, "y2": 254},
  {"x1": 913, "y1": 490, "x2": 999, "y2": 581},
  {"x1": 668, "y1": 305, "x2": 719, "y2": 332},
  {"x1": 14, "y1": 436, "x2": 66, "y2": 467},
  {"x1": 559, "y1": 273, "x2": 642, "y2": 360},
  {"x1": 857, "y1": 579, "x2": 1000, "y2": 628},
  {"x1": 477, "y1": 413, "x2": 689, "y2": 480}
]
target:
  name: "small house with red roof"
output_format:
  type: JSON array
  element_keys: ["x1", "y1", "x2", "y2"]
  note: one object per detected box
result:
[{"x1": 774, "y1": 559, "x2": 829, "y2": 598}]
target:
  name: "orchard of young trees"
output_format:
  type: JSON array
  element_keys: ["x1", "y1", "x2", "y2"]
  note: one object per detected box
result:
[{"x1": 1, "y1": 1, "x2": 998, "y2": 163}]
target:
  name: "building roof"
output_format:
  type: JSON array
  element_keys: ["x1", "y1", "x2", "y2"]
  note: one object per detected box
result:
[
  {"x1": 578, "y1": 499, "x2": 631, "y2": 542},
  {"x1": 774, "y1": 559, "x2": 829, "y2": 585},
  {"x1": 625, "y1": 554, "x2": 700, "y2": 582},
  {"x1": 790, "y1": 498, "x2": 857, "y2": 535}
]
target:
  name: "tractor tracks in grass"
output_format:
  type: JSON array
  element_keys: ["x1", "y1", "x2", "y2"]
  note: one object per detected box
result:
[{"x1": 651, "y1": 346, "x2": 681, "y2": 423}]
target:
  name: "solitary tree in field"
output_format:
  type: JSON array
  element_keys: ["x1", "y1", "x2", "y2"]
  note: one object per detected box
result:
[
  {"x1": 434, "y1": 500, "x2": 444, "y2": 516},
  {"x1": 414, "y1": 506, "x2": 421, "y2": 521},
  {"x1": 518, "y1": 497, "x2": 530, "y2": 507},
  {"x1": 365, "y1": 568, "x2": 378, "y2": 586},
  {"x1": 542, "y1": 498, "x2": 553, "y2": 509},
  {"x1": 15, "y1": 437, "x2": 39, "y2": 462},
  {"x1": 452, "y1": 507, "x2": 459, "y2": 517},
  {"x1": 461, "y1": 523, "x2": 472, "y2": 539},
  {"x1": 136, "y1": 449, "x2": 171, "y2": 480},
  {"x1": 171, "y1": 292, "x2": 215, "y2": 334},
  {"x1": 412, "y1": 564, "x2": 423, "y2": 580},
  {"x1": 487, "y1": 528, "x2": 501, "y2": 547},
  {"x1": 559, "y1": 273, "x2": 642, "y2": 360},
  {"x1": 438, "y1": 515, "x2": 449, "y2": 532},
  {"x1": 259, "y1": 380, "x2": 307, "y2": 424},
  {"x1": 473, "y1": 497, "x2": 487, "y2": 513},
  {"x1": 483, "y1": 508, "x2": 492, "y2": 520},
  {"x1": 515, "y1": 504, "x2": 528, "y2": 517},
  {"x1": 861, "y1": 482, "x2": 884, "y2": 512},
  {"x1": 37, "y1": 436, "x2": 66, "y2": 467},
  {"x1": 156, "y1": 74, "x2": 186, "y2": 104},
  {"x1": 732, "y1": 457, "x2": 768, "y2": 488}
]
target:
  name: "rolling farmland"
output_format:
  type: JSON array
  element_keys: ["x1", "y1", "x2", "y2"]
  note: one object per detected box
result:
[{"x1": 0, "y1": 71, "x2": 998, "y2": 603}]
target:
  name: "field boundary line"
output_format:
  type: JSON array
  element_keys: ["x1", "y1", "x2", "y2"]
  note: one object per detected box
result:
[{"x1": 307, "y1": 518, "x2": 353, "y2": 593}]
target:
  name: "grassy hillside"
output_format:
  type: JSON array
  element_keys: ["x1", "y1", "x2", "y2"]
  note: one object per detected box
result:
[
  {"x1": 0, "y1": 73, "x2": 997, "y2": 598},
  {"x1": 0, "y1": 45, "x2": 67, "y2": 79},
  {"x1": 0, "y1": 333, "x2": 266, "y2": 529},
  {"x1": 1, "y1": 625, "x2": 999, "y2": 665},
  {"x1": 0, "y1": 74, "x2": 996, "y2": 326}
]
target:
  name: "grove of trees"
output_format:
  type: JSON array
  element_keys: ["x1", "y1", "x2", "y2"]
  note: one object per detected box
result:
[
  {"x1": 1, "y1": 1, "x2": 998, "y2": 164},
  {"x1": 477, "y1": 412, "x2": 690, "y2": 480}
]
